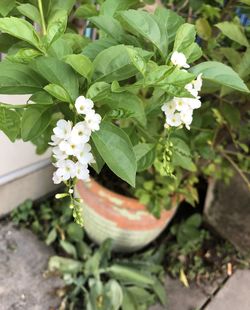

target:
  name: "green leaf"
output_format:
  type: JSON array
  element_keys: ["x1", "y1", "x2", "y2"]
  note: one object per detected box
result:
[
  {"x1": 17, "y1": 4, "x2": 41, "y2": 24},
  {"x1": 237, "y1": 49, "x2": 250, "y2": 79},
  {"x1": 108, "y1": 264, "x2": 154, "y2": 285},
  {"x1": 173, "y1": 23, "x2": 196, "y2": 52},
  {"x1": 101, "y1": 0, "x2": 138, "y2": 16},
  {"x1": 0, "y1": 0, "x2": 15, "y2": 17},
  {"x1": 21, "y1": 106, "x2": 53, "y2": 141},
  {"x1": 118, "y1": 9, "x2": 166, "y2": 55},
  {"x1": 64, "y1": 54, "x2": 93, "y2": 81},
  {"x1": 6, "y1": 48, "x2": 42, "y2": 64},
  {"x1": 153, "y1": 279, "x2": 167, "y2": 306},
  {"x1": 0, "y1": 33, "x2": 18, "y2": 53},
  {"x1": 0, "y1": 107, "x2": 20, "y2": 142},
  {"x1": 46, "y1": 9, "x2": 68, "y2": 47},
  {"x1": 154, "y1": 7, "x2": 184, "y2": 44},
  {"x1": 87, "y1": 82, "x2": 111, "y2": 101},
  {"x1": 29, "y1": 91, "x2": 53, "y2": 105},
  {"x1": 48, "y1": 256, "x2": 82, "y2": 274},
  {"x1": 105, "y1": 280, "x2": 123, "y2": 310},
  {"x1": 195, "y1": 18, "x2": 212, "y2": 40},
  {"x1": 44, "y1": 83, "x2": 71, "y2": 102},
  {"x1": 220, "y1": 103, "x2": 240, "y2": 128},
  {"x1": 190, "y1": 61, "x2": 250, "y2": 93},
  {"x1": 75, "y1": 4, "x2": 98, "y2": 18},
  {"x1": 47, "y1": 37, "x2": 73, "y2": 59},
  {"x1": 45, "y1": 228, "x2": 57, "y2": 245},
  {"x1": 102, "y1": 92, "x2": 146, "y2": 126},
  {"x1": 220, "y1": 47, "x2": 241, "y2": 69},
  {"x1": 82, "y1": 37, "x2": 117, "y2": 61},
  {"x1": 216, "y1": 22, "x2": 249, "y2": 47},
  {"x1": 67, "y1": 222, "x2": 84, "y2": 242},
  {"x1": 173, "y1": 23, "x2": 202, "y2": 62},
  {"x1": 92, "y1": 122, "x2": 137, "y2": 187},
  {"x1": 89, "y1": 15, "x2": 126, "y2": 42},
  {"x1": 171, "y1": 137, "x2": 196, "y2": 172},
  {"x1": 93, "y1": 45, "x2": 146, "y2": 82},
  {"x1": 32, "y1": 56, "x2": 79, "y2": 101},
  {"x1": 60, "y1": 240, "x2": 77, "y2": 258},
  {"x1": 133, "y1": 143, "x2": 156, "y2": 172},
  {"x1": 0, "y1": 17, "x2": 42, "y2": 51},
  {"x1": 0, "y1": 62, "x2": 45, "y2": 94},
  {"x1": 49, "y1": 0, "x2": 75, "y2": 14}
]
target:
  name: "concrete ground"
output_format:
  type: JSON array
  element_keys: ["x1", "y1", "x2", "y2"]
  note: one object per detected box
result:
[{"x1": 0, "y1": 223, "x2": 249, "y2": 310}]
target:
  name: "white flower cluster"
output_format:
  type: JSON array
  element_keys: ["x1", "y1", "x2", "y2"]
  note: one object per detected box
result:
[
  {"x1": 50, "y1": 96, "x2": 101, "y2": 184},
  {"x1": 162, "y1": 52, "x2": 203, "y2": 130}
]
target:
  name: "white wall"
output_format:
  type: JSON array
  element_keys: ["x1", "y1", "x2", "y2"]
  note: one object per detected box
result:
[{"x1": 0, "y1": 95, "x2": 58, "y2": 215}]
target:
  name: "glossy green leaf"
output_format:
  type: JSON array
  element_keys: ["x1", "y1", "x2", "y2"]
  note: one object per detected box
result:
[
  {"x1": 216, "y1": 22, "x2": 249, "y2": 47},
  {"x1": 92, "y1": 122, "x2": 137, "y2": 187},
  {"x1": 17, "y1": 4, "x2": 41, "y2": 24},
  {"x1": 190, "y1": 61, "x2": 249, "y2": 93},
  {"x1": 60, "y1": 240, "x2": 77, "y2": 258},
  {"x1": 133, "y1": 143, "x2": 156, "y2": 172},
  {"x1": 29, "y1": 91, "x2": 53, "y2": 105},
  {"x1": 0, "y1": 62, "x2": 45, "y2": 94},
  {"x1": 21, "y1": 106, "x2": 53, "y2": 141},
  {"x1": 32, "y1": 56, "x2": 79, "y2": 101},
  {"x1": 46, "y1": 10, "x2": 68, "y2": 47},
  {"x1": 0, "y1": 107, "x2": 20, "y2": 142},
  {"x1": 44, "y1": 83, "x2": 71, "y2": 102},
  {"x1": 48, "y1": 256, "x2": 82, "y2": 274},
  {"x1": 6, "y1": 48, "x2": 42, "y2": 64},
  {"x1": 75, "y1": 4, "x2": 98, "y2": 18},
  {"x1": 101, "y1": 0, "x2": 138, "y2": 16},
  {"x1": 64, "y1": 54, "x2": 93, "y2": 81},
  {"x1": 93, "y1": 45, "x2": 146, "y2": 82},
  {"x1": 82, "y1": 37, "x2": 117, "y2": 61},
  {"x1": 0, "y1": 17, "x2": 42, "y2": 51},
  {"x1": 67, "y1": 222, "x2": 84, "y2": 242},
  {"x1": 87, "y1": 82, "x2": 111, "y2": 101},
  {"x1": 154, "y1": 7, "x2": 184, "y2": 44},
  {"x1": 0, "y1": 0, "x2": 15, "y2": 17},
  {"x1": 118, "y1": 9, "x2": 166, "y2": 55},
  {"x1": 102, "y1": 92, "x2": 146, "y2": 126}
]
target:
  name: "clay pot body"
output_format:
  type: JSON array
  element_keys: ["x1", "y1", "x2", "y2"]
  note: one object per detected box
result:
[{"x1": 75, "y1": 179, "x2": 177, "y2": 252}]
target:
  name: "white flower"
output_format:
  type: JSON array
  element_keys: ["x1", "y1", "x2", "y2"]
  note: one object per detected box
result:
[
  {"x1": 59, "y1": 138, "x2": 82, "y2": 156},
  {"x1": 193, "y1": 73, "x2": 203, "y2": 92},
  {"x1": 75, "y1": 143, "x2": 95, "y2": 165},
  {"x1": 53, "y1": 119, "x2": 72, "y2": 140},
  {"x1": 173, "y1": 97, "x2": 190, "y2": 112},
  {"x1": 186, "y1": 98, "x2": 202, "y2": 109},
  {"x1": 70, "y1": 121, "x2": 91, "y2": 144},
  {"x1": 75, "y1": 162, "x2": 90, "y2": 181},
  {"x1": 166, "y1": 113, "x2": 182, "y2": 127},
  {"x1": 49, "y1": 134, "x2": 62, "y2": 146},
  {"x1": 52, "y1": 146, "x2": 68, "y2": 161},
  {"x1": 55, "y1": 159, "x2": 76, "y2": 181},
  {"x1": 75, "y1": 96, "x2": 94, "y2": 115},
  {"x1": 185, "y1": 82, "x2": 199, "y2": 98},
  {"x1": 180, "y1": 109, "x2": 193, "y2": 130},
  {"x1": 52, "y1": 171, "x2": 63, "y2": 184},
  {"x1": 161, "y1": 100, "x2": 176, "y2": 116},
  {"x1": 171, "y1": 51, "x2": 190, "y2": 69},
  {"x1": 85, "y1": 110, "x2": 101, "y2": 132}
]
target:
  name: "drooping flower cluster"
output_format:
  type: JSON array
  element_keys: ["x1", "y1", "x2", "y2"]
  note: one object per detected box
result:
[
  {"x1": 162, "y1": 52, "x2": 203, "y2": 130},
  {"x1": 50, "y1": 96, "x2": 101, "y2": 185}
]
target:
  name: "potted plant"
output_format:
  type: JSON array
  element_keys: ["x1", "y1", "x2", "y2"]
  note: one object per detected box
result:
[{"x1": 0, "y1": 0, "x2": 248, "y2": 252}]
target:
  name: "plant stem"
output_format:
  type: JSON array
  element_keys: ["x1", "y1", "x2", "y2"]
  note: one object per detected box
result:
[
  {"x1": 220, "y1": 150, "x2": 250, "y2": 190},
  {"x1": 38, "y1": 0, "x2": 47, "y2": 35}
]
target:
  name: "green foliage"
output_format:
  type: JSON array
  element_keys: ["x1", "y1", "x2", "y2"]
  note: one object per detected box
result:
[
  {"x1": 0, "y1": 0, "x2": 249, "y2": 217},
  {"x1": 12, "y1": 198, "x2": 167, "y2": 310}
]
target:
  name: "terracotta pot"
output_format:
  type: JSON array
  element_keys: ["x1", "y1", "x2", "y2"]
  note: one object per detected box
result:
[{"x1": 75, "y1": 178, "x2": 178, "y2": 252}]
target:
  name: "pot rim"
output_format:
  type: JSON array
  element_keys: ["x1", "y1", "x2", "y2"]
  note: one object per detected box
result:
[{"x1": 76, "y1": 177, "x2": 178, "y2": 215}]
